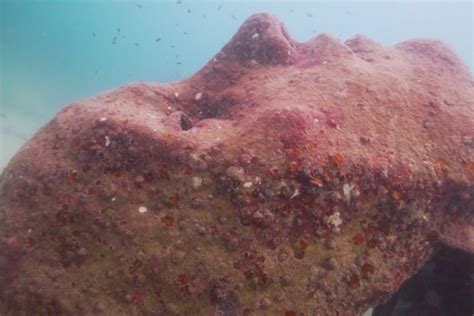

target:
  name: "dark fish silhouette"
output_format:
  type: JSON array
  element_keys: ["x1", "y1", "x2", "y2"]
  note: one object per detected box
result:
[
  {"x1": 92, "y1": 32, "x2": 96, "y2": 37},
  {"x1": 134, "y1": 43, "x2": 139, "y2": 46},
  {"x1": 137, "y1": 4, "x2": 142, "y2": 8},
  {"x1": 117, "y1": 28, "x2": 120, "y2": 33},
  {"x1": 156, "y1": 38, "x2": 161, "y2": 42},
  {"x1": 217, "y1": 3, "x2": 222, "y2": 10}
]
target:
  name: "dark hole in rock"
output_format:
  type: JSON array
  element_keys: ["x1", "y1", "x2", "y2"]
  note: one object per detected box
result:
[
  {"x1": 180, "y1": 115, "x2": 193, "y2": 131},
  {"x1": 373, "y1": 246, "x2": 473, "y2": 316}
]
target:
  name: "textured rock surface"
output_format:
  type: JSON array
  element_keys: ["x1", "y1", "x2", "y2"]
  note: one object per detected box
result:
[{"x1": 0, "y1": 13, "x2": 473, "y2": 315}]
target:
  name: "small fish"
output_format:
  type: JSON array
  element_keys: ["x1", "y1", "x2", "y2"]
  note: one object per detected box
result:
[
  {"x1": 176, "y1": 0, "x2": 183, "y2": 3},
  {"x1": 137, "y1": 4, "x2": 142, "y2": 8},
  {"x1": 134, "y1": 42, "x2": 139, "y2": 46},
  {"x1": 112, "y1": 36, "x2": 117, "y2": 44},
  {"x1": 306, "y1": 12, "x2": 313, "y2": 18},
  {"x1": 217, "y1": 3, "x2": 222, "y2": 10},
  {"x1": 232, "y1": 14, "x2": 236, "y2": 20},
  {"x1": 187, "y1": 9, "x2": 191, "y2": 14},
  {"x1": 117, "y1": 28, "x2": 120, "y2": 33},
  {"x1": 176, "y1": 62, "x2": 182, "y2": 65},
  {"x1": 170, "y1": 45, "x2": 175, "y2": 48},
  {"x1": 92, "y1": 32, "x2": 96, "y2": 37},
  {"x1": 155, "y1": 37, "x2": 161, "y2": 42},
  {"x1": 183, "y1": 31, "x2": 187, "y2": 35}
]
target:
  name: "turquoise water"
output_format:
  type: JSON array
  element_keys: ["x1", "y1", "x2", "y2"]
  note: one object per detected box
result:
[{"x1": 0, "y1": 0, "x2": 472, "y2": 168}]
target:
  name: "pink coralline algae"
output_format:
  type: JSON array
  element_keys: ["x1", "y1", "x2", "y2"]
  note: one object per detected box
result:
[{"x1": 0, "y1": 13, "x2": 472, "y2": 316}]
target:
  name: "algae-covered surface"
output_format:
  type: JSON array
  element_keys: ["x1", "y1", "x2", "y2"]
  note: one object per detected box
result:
[{"x1": 0, "y1": 13, "x2": 473, "y2": 316}]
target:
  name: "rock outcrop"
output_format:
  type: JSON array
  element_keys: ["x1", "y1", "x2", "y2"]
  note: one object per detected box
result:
[{"x1": 0, "y1": 13, "x2": 472, "y2": 315}]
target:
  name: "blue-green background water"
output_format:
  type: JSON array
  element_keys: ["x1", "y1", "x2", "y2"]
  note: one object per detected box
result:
[{"x1": 1, "y1": 0, "x2": 473, "y2": 169}]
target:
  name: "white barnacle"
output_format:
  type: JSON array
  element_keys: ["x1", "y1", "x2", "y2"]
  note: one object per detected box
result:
[
  {"x1": 105, "y1": 135, "x2": 111, "y2": 147},
  {"x1": 195, "y1": 92, "x2": 202, "y2": 100},
  {"x1": 100, "y1": 117, "x2": 107, "y2": 122},
  {"x1": 327, "y1": 212, "x2": 342, "y2": 228},
  {"x1": 251, "y1": 33, "x2": 260, "y2": 39},
  {"x1": 243, "y1": 181, "x2": 253, "y2": 188},
  {"x1": 192, "y1": 176, "x2": 203, "y2": 189},
  {"x1": 290, "y1": 188, "x2": 300, "y2": 200},
  {"x1": 138, "y1": 206, "x2": 148, "y2": 214},
  {"x1": 343, "y1": 183, "x2": 354, "y2": 203}
]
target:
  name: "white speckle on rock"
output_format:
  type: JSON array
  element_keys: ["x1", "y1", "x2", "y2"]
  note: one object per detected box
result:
[
  {"x1": 174, "y1": 92, "x2": 179, "y2": 98},
  {"x1": 343, "y1": 183, "x2": 354, "y2": 203},
  {"x1": 105, "y1": 135, "x2": 111, "y2": 147},
  {"x1": 111, "y1": 197, "x2": 116, "y2": 202},
  {"x1": 195, "y1": 92, "x2": 202, "y2": 100},
  {"x1": 251, "y1": 33, "x2": 259, "y2": 39},
  {"x1": 138, "y1": 206, "x2": 148, "y2": 214},
  {"x1": 192, "y1": 176, "x2": 203, "y2": 189},
  {"x1": 327, "y1": 212, "x2": 342, "y2": 228},
  {"x1": 243, "y1": 181, "x2": 253, "y2": 188},
  {"x1": 290, "y1": 188, "x2": 300, "y2": 200},
  {"x1": 100, "y1": 117, "x2": 107, "y2": 122}
]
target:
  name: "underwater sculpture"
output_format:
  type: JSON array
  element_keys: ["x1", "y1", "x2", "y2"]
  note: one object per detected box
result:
[{"x1": 0, "y1": 13, "x2": 472, "y2": 315}]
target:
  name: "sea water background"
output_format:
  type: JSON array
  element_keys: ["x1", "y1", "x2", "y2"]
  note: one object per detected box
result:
[{"x1": 1, "y1": 1, "x2": 473, "y2": 170}]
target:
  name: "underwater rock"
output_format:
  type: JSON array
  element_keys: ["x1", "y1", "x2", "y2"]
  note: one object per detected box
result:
[{"x1": 0, "y1": 13, "x2": 472, "y2": 315}]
